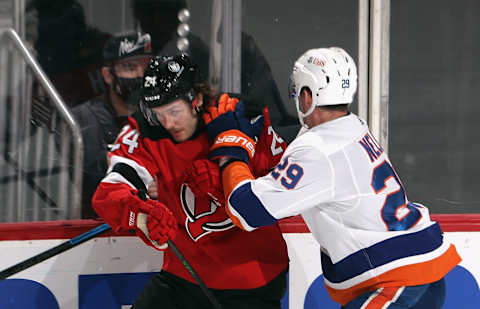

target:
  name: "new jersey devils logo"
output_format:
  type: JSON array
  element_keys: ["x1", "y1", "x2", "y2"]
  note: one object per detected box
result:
[{"x1": 180, "y1": 184, "x2": 234, "y2": 241}]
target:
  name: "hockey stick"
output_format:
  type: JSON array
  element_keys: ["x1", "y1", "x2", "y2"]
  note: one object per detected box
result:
[
  {"x1": 111, "y1": 163, "x2": 224, "y2": 308},
  {"x1": 166, "y1": 239, "x2": 223, "y2": 309},
  {"x1": 0, "y1": 223, "x2": 223, "y2": 308},
  {"x1": 0, "y1": 223, "x2": 111, "y2": 280}
]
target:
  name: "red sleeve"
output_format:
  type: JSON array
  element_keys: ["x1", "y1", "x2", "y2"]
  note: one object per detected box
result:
[
  {"x1": 107, "y1": 119, "x2": 158, "y2": 178},
  {"x1": 250, "y1": 107, "x2": 287, "y2": 178},
  {"x1": 92, "y1": 118, "x2": 157, "y2": 232},
  {"x1": 92, "y1": 182, "x2": 136, "y2": 232}
]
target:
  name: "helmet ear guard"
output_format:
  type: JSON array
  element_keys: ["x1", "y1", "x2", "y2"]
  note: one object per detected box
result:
[{"x1": 289, "y1": 47, "x2": 358, "y2": 127}]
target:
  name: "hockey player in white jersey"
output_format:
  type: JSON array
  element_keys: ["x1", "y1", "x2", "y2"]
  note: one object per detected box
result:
[{"x1": 190, "y1": 47, "x2": 461, "y2": 308}]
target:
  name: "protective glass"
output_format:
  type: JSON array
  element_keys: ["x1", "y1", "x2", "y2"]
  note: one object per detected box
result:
[{"x1": 288, "y1": 75, "x2": 297, "y2": 108}]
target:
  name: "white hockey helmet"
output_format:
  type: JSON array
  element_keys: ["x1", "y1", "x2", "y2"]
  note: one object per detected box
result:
[{"x1": 289, "y1": 47, "x2": 357, "y2": 127}]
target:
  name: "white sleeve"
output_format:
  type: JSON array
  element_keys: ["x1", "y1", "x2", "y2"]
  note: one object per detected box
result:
[
  {"x1": 102, "y1": 155, "x2": 154, "y2": 190},
  {"x1": 227, "y1": 138, "x2": 334, "y2": 230},
  {"x1": 251, "y1": 142, "x2": 334, "y2": 219}
]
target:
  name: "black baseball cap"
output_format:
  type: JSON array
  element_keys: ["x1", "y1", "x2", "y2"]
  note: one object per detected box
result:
[{"x1": 103, "y1": 31, "x2": 152, "y2": 63}]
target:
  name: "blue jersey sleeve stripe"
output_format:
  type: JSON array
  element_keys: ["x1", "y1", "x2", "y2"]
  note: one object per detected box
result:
[
  {"x1": 210, "y1": 147, "x2": 250, "y2": 163},
  {"x1": 322, "y1": 223, "x2": 443, "y2": 283},
  {"x1": 229, "y1": 182, "x2": 278, "y2": 228}
]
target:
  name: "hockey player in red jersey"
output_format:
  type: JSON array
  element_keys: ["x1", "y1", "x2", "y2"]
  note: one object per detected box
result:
[{"x1": 92, "y1": 54, "x2": 289, "y2": 308}]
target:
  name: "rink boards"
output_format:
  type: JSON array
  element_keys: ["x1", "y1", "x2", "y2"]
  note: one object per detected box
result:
[{"x1": 0, "y1": 215, "x2": 479, "y2": 309}]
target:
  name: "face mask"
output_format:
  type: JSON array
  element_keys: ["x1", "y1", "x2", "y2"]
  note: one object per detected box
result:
[{"x1": 112, "y1": 76, "x2": 143, "y2": 105}]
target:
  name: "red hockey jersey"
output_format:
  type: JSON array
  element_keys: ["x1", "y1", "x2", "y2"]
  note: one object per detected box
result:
[{"x1": 92, "y1": 107, "x2": 289, "y2": 289}]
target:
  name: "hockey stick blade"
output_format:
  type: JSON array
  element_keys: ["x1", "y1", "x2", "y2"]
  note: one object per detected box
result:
[{"x1": 0, "y1": 223, "x2": 111, "y2": 280}]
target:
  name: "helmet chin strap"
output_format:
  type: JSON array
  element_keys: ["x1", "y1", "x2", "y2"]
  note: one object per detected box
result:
[{"x1": 295, "y1": 97, "x2": 316, "y2": 129}]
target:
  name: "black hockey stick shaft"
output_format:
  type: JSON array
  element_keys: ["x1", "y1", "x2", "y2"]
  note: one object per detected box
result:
[
  {"x1": 134, "y1": 186, "x2": 223, "y2": 308},
  {"x1": 167, "y1": 240, "x2": 223, "y2": 309},
  {"x1": 0, "y1": 220, "x2": 223, "y2": 308},
  {"x1": 0, "y1": 223, "x2": 111, "y2": 280}
]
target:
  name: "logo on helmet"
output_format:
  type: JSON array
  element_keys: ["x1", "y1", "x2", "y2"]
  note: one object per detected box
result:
[
  {"x1": 307, "y1": 56, "x2": 326, "y2": 67},
  {"x1": 168, "y1": 61, "x2": 181, "y2": 73},
  {"x1": 144, "y1": 76, "x2": 157, "y2": 88},
  {"x1": 144, "y1": 94, "x2": 161, "y2": 101}
]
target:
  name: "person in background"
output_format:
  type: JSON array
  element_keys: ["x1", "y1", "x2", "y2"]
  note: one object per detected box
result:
[
  {"x1": 131, "y1": 0, "x2": 210, "y2": 82},
  {"x1": 191, "y1": 47, "x2": 461, "y2": 309},
  {"x1": 131, "y1": 0, "x2": 298, "y2": 133},
  {"x1": 92, "y1": 54, "x2": 289, "y2": 308},
  {"x1": 72, "y1": 31, "x2": 152, "y2": 218},
  {"x1": 26, "y1": 0, "x2": 111, "y2": 105}
]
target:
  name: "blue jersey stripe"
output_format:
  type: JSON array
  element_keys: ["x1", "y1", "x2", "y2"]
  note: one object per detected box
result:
[
  {"x1": 321, "y1": 223, "x2": 443, "y2": 283},
  {"x1": 229, "y1": 182, "x2": 278, "y2": 228}
]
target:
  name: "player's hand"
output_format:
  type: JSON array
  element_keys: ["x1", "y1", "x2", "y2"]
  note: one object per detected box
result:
[
  {"x1": 120, "y1": 191, "x2": 177, "y2": 251},
  {"x1": 184, "y1": 159, "x2": 225, "y2": 207},
  {"x1": 203, "y1": 93, "x2": 264, "y2": 164},
  {"x1": 147, "y1": 177, "x2": 158, "y2": 200}
]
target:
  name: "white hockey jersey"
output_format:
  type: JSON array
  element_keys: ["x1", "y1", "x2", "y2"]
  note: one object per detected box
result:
[{"x1": 224, "y1": 113, "x2": 461, "y2": 305}]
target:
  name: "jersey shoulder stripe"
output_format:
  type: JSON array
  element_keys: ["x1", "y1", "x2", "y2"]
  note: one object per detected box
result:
[{"x1": 228, "y1": 181, "x2": 277, "y2": 229}]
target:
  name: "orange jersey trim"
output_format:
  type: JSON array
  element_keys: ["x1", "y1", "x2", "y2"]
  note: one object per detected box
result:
[
  {"x1": 326, "y1": 244, "x2": 461, "y2": 305},
  {"x1": 222, "y1": 161, "x2": 255, "y2": 229},
  {"x1": 364, "y1": 286, "x2": 403, "y2": 309},
  {"x1": 222, "y1": 161, "x2": 254, "y2": 197}
]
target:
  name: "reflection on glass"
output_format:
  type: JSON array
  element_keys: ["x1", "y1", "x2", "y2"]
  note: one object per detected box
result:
[
  {"x1": 1, "y1": 0, "x2": 359, "y2": 221},
  {"x1": 390, "y1": 0, "x2": 480, "y2": 213}
]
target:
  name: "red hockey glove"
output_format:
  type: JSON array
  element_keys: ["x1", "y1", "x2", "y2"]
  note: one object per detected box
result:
[
  {"x1": 184, "y1": 159, "x2": 225, "y2": 206},
  {"x1": 120, "y1": 191, "x2": 177, "y2": 251},
  {"x1": 203, "y1": 94, "x2": 264, "y2": 165}
]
